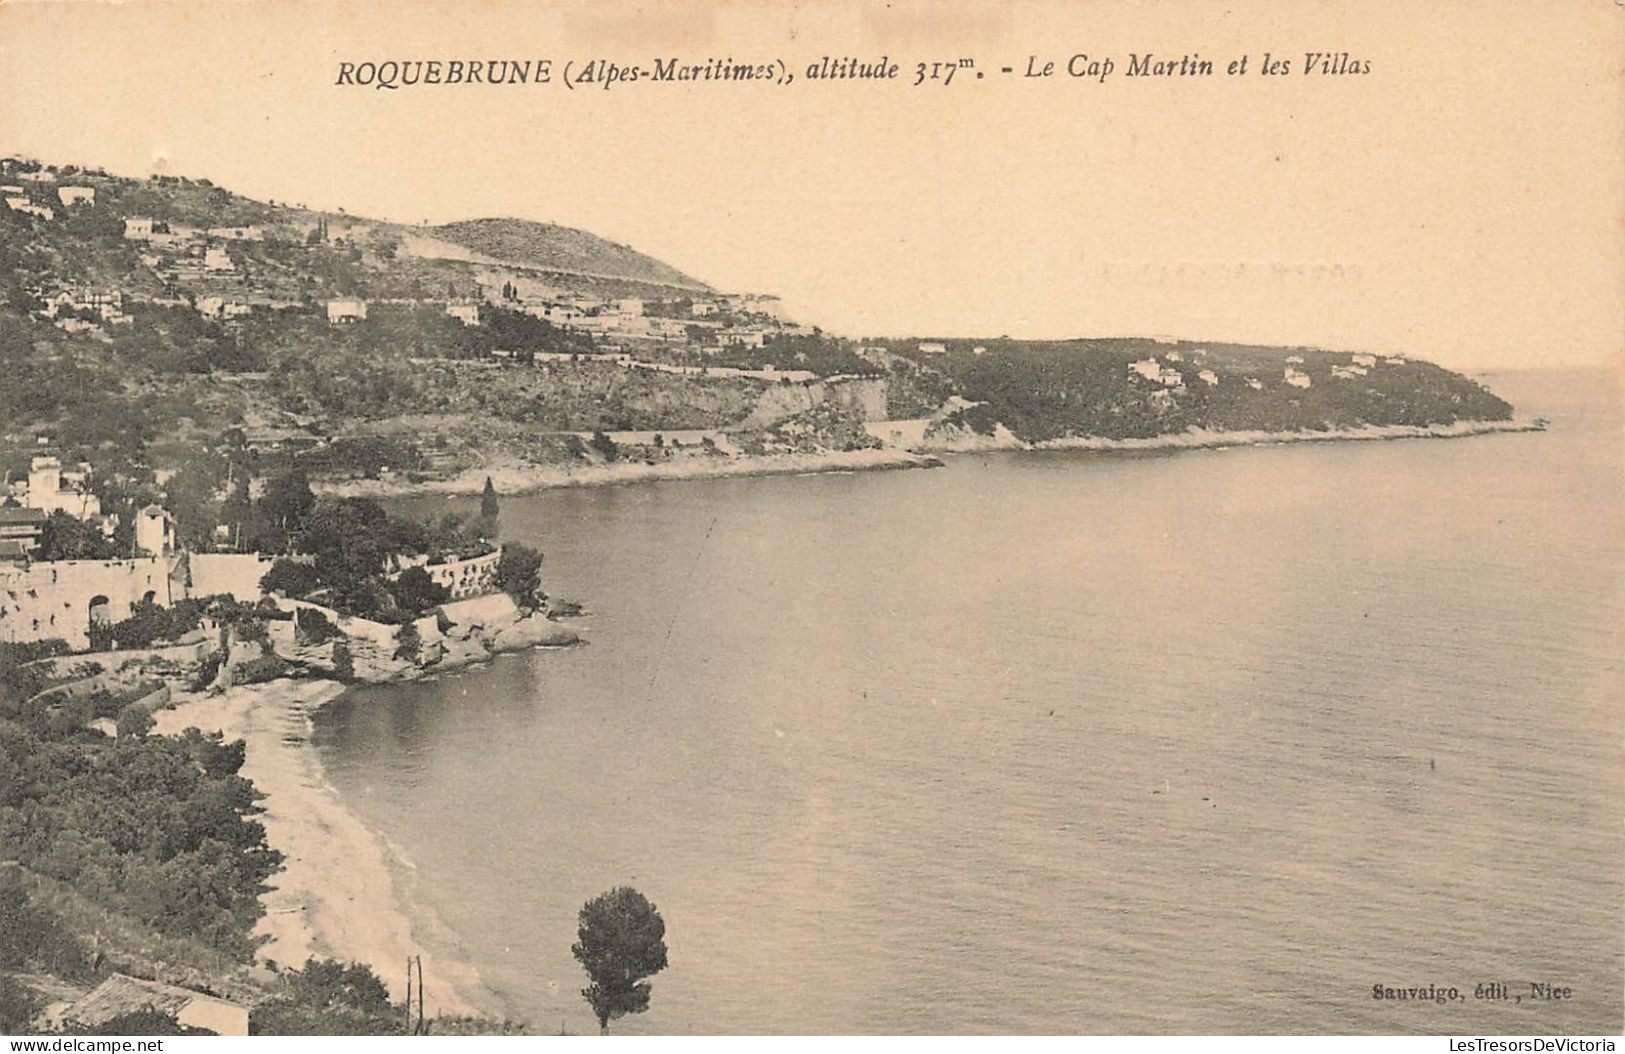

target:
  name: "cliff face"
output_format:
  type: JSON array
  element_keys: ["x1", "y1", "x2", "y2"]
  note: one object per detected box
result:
[{"x1": 743, "y1": 377, "x2": 889, "y2": 429}]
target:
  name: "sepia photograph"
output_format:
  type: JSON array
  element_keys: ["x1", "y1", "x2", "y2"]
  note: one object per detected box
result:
[{"x1": 0, "y1": 0, "x2": 1620, "y2": 1041}]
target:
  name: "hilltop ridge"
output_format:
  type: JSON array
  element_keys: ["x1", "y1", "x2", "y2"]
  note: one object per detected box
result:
[{"x1": 423, "y1": 218, "x2": 709, "y2": 291}]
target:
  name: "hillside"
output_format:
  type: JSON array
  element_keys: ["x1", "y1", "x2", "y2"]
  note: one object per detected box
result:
[
  {"x1": 0, "y1": 154, "x2": 1524, "y2": 507},
  {"x1": 427, "y1": 218, "x2": 708, "y2": 291}
]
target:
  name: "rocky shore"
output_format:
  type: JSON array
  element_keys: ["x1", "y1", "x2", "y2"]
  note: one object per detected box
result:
[{"x1": 311, "y1": 418, "x2": 1541, "y2": 503}]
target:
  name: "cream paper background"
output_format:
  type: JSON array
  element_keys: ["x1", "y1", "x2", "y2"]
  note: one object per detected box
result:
[{"x1": 0, "y1": 0, "x2": 1620, "y2": 373}]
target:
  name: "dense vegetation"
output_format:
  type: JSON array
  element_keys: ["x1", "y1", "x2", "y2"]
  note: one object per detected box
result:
[
  {"x1": 0, "y1": 643, "x2": 280, "y2": 961},
  {"x1": 0, "y1": 630, "x2": 509, "y2": 1034},
  {"x1": 892, "y1": 338, "x2": 1513, "y2": 442},
  {"x1": 250, "y1": 958, "x2": 403, "y2": 1035}
]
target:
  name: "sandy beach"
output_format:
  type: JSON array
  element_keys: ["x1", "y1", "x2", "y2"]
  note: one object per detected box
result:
[{"x1": 151, "y1": 679, "x2": 495, "y2": 1019}]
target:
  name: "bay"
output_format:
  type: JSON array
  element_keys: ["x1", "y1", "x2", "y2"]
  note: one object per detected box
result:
[{"x1": 316, "y1": 367, "x2": 1623, "y2": 1034}]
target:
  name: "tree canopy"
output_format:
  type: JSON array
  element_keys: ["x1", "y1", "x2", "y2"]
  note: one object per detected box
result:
[
  {"x1": 571, "y1": 886, "x2": 668, "y2": 1033},
  {"x1": 494, "y1": 543, "x2": 544, "y2": 609},
  {"x1": 36, "y1": 511, "x2": 117, "y2": 561}
]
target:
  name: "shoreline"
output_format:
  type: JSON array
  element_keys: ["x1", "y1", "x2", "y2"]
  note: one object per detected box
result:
[
  {"x1": 314, "y1": 447, "x2": 943, "y2": 500},
  {"x1": 203, "y1": 410, "x2": 1543, "y2": 1025},
  {"x1": 311, "y1": 417, "x2": 1541, "y2": 500},
  {"x1": 1026, "y1": 417, "x2": 1544, "y2": 453},
  {"x1": 151, "y1": 677, "x2": 499, "y2": 1021}
]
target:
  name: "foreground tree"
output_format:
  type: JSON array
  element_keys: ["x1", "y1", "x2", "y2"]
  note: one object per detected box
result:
[{"x1": 571, "y1": 887, "x2": 668, "y2": 1034}]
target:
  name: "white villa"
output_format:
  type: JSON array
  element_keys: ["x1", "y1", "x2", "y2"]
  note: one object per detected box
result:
[
  {"x1": 1128, "y1": 358, "x2": 1162, "y2": 381},
  {"x1": 326, "y1": 297, "x2": 368, "y2": 324},
  {"x1": 21, "y1": 456, "x2": 101, "y2": 519},
  {"x1": 446, "y1": 302, "x2": 481, "y2": 326},
  {"x1": 5, "y1": 197, "x2": 53, "y2": 220}
]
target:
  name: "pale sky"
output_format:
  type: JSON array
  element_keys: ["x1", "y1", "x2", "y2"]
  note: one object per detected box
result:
[{"x1": 2, "y1": 0, "x2": 1622, "y2": 370}]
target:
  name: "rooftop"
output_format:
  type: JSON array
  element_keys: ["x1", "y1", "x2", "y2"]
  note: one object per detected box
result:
[{"x1": 60, "y1": 974, "x2": 242, "y2": 1029}]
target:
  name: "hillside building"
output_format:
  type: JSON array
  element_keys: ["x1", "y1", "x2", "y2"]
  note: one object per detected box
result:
[
  {"x1": 134, "y1": 505, "x2": 174, "y2": 557},
  {"x1": 1128, "y1": 358, "x2": 1162, "y2": 382},
  {"x1": 5, "y1": 197, "x2": 53, "y2": 220},
  {"x1": 195, "y1": 295, "x2": 228, "y2": 318},
  {"x1": 0, "y1": 507, "x2": 46, "y2": 562},
  {"x1": 56, "y1": 186, "x2": 95, "y2": 207},
  {"x1": 24, "y1": 457, "x2": 101, "y2": 519},
  {"x1": 52, "y1": 975, "x2": 249, "y2": 1037},
  {"x1": 722, "y1": 328, "x2": 770, "y2": 349},
  {"x1": 43, "y1": 288, "x2": 122, "y2": 319},
  {"x1": 446, "y1": 302, "x2": 481, "y2": 326},
  {"x1": 326, "y1": 297, "x2": 367, "y2": 324}
]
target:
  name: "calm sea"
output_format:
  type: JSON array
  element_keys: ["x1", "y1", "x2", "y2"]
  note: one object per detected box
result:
[{"x1": 316, "y1": 368, "x2": 1623, "y2": 1035}]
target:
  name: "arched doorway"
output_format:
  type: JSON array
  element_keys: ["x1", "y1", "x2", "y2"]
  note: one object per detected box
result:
[{"x1": 88, "y1": 595, "x2": 112, "y2": 626}]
